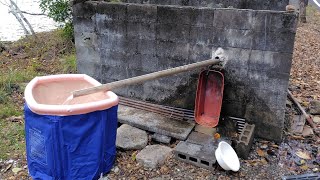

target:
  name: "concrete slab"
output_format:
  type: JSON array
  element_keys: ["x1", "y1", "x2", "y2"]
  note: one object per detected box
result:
[{"x1": 118, "y1": 105, "x2": 195, "y2": 140}]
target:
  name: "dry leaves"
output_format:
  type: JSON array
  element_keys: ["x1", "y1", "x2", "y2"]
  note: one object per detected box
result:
[
  {"x1": 295, "y1": 151, "x2": 311, "y2": 160},
  {"x1": 257, "y1": 149, "x2": 266, "y2": 157}
]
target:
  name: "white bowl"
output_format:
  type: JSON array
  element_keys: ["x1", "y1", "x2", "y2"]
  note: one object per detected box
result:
[{"x1": 215, "y1": 141, "x2": 240, "y2": 172}]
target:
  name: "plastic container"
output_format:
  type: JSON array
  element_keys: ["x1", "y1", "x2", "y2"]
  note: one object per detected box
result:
[
  {"x1": 24, "y1": 74, "x2": 119, "y2": 179},
  {"x1": 215, "y1": 141, "x2": 240, "y2": 172}
]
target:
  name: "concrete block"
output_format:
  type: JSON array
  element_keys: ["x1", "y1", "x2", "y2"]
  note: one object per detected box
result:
[
  {"x1": 235, "y1": 123, "x2": 255, "y2": 159},
  {"x1": 186, "y1": 131, "x2": 212, "y2": 145},
  {"x1": 101, "y1": 49, "x2": 127, "y2": 67},
  {"x1": 127, "y1": 4, "x2": 157, "y2": 24},
  {"x1": 194, "y1": 125, "x2": 217, "y2": 136},
  {"x1": 189, "y1": 26, "x2": 215, "y2": 45},
  {"x1": 77, "y1": 61, "x2": 101, "y2": 81},
  {"x1": 127, "y1": 22, "x2": 156, "y2": 40},
  {"x1": 248, "y1": 50, "x2": 293, "y2": 74},
  {"x1": 174, "y1": 141, "x2": 216, "y2": 170},
  {"x1": 156, "y1": 24, "x2": 190, "y2": 43},
  {"x1": 137, "y1": 145, "x2": 172, "y2": 169},
  {"x1": 96, "y1": 19, "x2": 127, "y2": 36},
  {"x1": 152, "y1": 133, "x2": 171, "y2": 144},
  {"x1": 156, "y1": 41, "x2": 189, "y2": 61},
  {"x1": 96, "y1": 2, "x2": 126, "y2": 21},
  {"x1": 269, "y1": 12, "x2": 298, "y2": 32},
  {"x1": 73, "y1": 16, "x2": 96, "y2": 34},
  {"x1": 190, "y1": 8, "x2": 214, "y2": 27},
  {"x1": 222, "y1": 84, "x2": 246, "y2": 103},
  {"x1": 101, "y1": 65, "x2": 128, "y2": 81},
  {"x1": 72, "y1": 1, "x2": 96, "y2": 18},
  {"x1": 188, "y1": 44, "x2": 212, "y2": 63},
  {"x1": 215, "y1": 29, "x2": 253, "y2": 49},
  {"x1": 99, "y1": 33, "x2": 127, "y2": 52},
  {"x1": 221, "y1": 100, "x2": 246, "y2": 118},
  {"x1": 266, "y1": 31, "x2": 296, "y2": 53},
  {"x1": 213, "y1": 9, "x2": 253, "y2": 30},
  {"x1": 118, "y1": 105, "x2": 195, "y2": 140},
  {"x1": 213, "y1": 47, "x2": 250, "y2": 68},
  {"x1": 157, "y1": 5, "x2": 193, "y2": 25}
]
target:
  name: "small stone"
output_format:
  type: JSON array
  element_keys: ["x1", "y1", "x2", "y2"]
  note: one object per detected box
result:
[
  {"x1": 116, "y1": 124, "x2": 148, "y2": 150},
  {"x1": 313, "y1": 168, "x2": 319, "y2": 172},
  {"x1": 302, "y1": 126, "x2": 314, "y2": 137},
  {"x1": 260, "y1": 144, "x2": 268, "y2": 150},
  {"x1": 23, "y1": 165, "x2": 27, "y2": 169},
  {"x1": 111, "y1": 166, "x2": 119, "y2": 173},
  {"x1": 136, "y1": 145, "x2": 172, "y2": 169},
  {"x1": 313, "y1": 116, "x2": 320, "y2": 123},
  {"x1": 12, "y1": 167, "x2": 22, "y2": 174},
  {"x1": 309, "y1": 100, "x2": 320, "y2": 115},
  {"x1": 152, "y1": 134, "x2": 171, "y2": 144}
]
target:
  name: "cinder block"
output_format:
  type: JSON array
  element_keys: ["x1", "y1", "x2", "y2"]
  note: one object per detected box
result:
[
  {"x1": 156, "y1": 24, "x2": 190, "y2": 43},
  {"x1": 73, "y1": 16, "x2": 96, "y2": 34},
  {"x1": 235, "y1": 123, "x2": 255, "y2": 159},
  {"x1": 96, "y1": 2, "x2": 127, "y2": 21},
  {"x1": 157, "y1": 5, "x2": 193, "y2": 25},
  {"x1": 216, "y1": 29, "x2": 253, "y2": 49},
  {"x1": 156, "y1": 41, "x2": 189, "y2": 61},
  {"x1": 213, "y1": 9, "x2": 253, "y2": 30},
  {"x1": 269, "y1": 12, "x2": 298, "y2": 33},
  {"x1": 72, "y1": 1, "x2": 96, "y2": 18},
  {"x1": 96, "y1": 19, "x2": 127, "y2": 36},
  {"x1": 127, "y1": 4, "x2": 157, "y2": 24},
  {"x1": 190, "y1": 8, "x2": 214, "y2": 27},
  {"x1": 266, "y1": 31, "x2": 296, "y2": 53},
  {"x1": 194, "y1": 125, "x2": 217, "y2": 136},
  {"x1": 127, "y1": 22, "x2": 156, "y2": 40},
  {"x1": 174, "y1": 141, "x2": 216, "y2": 170},
  {"x1": 188, "y1": 44, "x2": 212, "y2": 63},
  {"x1": 189, "y1": 26, "x2": 215, "y2": 45}
]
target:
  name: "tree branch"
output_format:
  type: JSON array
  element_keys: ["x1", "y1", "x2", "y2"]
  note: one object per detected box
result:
[{"x1": 20, "y1": 10, "x2": 47, "y2": 16}]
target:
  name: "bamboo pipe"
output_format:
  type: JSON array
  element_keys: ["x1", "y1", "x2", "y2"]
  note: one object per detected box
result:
[{"x1": 72, "y1": 58, "x2": 222, "y2": 98}]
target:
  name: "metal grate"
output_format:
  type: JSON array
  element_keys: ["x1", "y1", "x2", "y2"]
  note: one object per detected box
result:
[{"x1": 282, "y1": 173, "x2": 320, "y2": 180}]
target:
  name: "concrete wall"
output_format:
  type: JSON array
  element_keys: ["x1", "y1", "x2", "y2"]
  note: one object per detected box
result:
[{"x1": 72, "y1": 1, "x2": 298, "y2": 141}]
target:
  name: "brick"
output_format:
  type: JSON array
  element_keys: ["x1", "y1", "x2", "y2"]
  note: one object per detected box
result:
[
  {"x1": 235, "y1": 123, "x2": 255, "y2": 159},
  {"x1": 157, "y1": 5, "x2": 193, "y2": 25},
  {"x1": 213, "y1": 9, "x2": 253, "y2": 30}
]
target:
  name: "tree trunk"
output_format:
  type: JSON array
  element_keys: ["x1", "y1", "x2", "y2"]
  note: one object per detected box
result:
[
  {"x1": 8, "y1": 5, "x2": 30, "y2": 35},
  {"x1": 299, "y1": 0, "x2": 307, "y2": 23},
  {"x1": 9, "y1": 0, "x2": 36, "y2": 37}
]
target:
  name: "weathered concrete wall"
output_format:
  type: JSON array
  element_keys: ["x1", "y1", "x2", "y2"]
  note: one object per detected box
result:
[{"x1": 73, "y1": 1, "x2": 298, "y2": 141}]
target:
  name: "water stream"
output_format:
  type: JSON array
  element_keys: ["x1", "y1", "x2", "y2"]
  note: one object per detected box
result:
[{"x1": 0, "y1": 0, "x2": 59, "y2": 41}]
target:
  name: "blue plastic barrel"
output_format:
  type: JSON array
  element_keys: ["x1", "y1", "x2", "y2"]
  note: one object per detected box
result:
[{"x1": 24, "y1": 74, "x2": 119, "y2": 179}]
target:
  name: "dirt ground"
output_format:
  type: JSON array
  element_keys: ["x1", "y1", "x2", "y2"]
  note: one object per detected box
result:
[{"x1": 0, "y1": 6, "x2": 320, "y2": 180}]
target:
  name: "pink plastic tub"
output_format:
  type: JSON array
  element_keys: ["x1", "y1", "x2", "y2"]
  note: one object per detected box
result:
[{"x1": 24, "y1": 74, "x2": 119, "y2": 116}]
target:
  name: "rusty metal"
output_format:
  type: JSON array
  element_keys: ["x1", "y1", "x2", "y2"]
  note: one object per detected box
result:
[{"x1": 119, "y1": 97, "x2": 194, "y2": 121}]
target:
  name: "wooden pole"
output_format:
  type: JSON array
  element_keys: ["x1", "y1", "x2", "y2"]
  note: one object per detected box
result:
[{"x1": 73, "y1": 58, "x2": 222, "y2": 97}]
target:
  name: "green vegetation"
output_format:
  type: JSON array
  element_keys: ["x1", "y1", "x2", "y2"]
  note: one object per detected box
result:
[{"x1": 0, "y1": 29, "x2": 76, "y2": 160}]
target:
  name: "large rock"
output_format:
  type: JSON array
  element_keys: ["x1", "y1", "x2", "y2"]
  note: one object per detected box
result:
[
  {"x1": 116, "y1": 124, "x2": 148, "y2": 150},
  {"x1": 136, "y1": 145, "x2": 172, "y2": 169},
  {"x1": 309, "y1": 100, "x2": 320, "y2": 115}
]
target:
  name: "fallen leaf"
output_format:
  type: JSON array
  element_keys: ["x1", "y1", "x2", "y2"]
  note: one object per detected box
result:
[
  {"x1": 257, "y1": 149, "x2": 265, "y2": 157},
  {"x1": 270, "y1": 144, "x2": 279, "y2": 148},
  {"x1": 131, "y1": 151, "x2": 137, "y2": 161},
  {"x1": 296, "y1": 151, "x2": 311, "y2": 160},
  {"x1": 300, "y1": 165, "x2": 309, "y2": 171},
  {"x1": 261, "y1": 158, "x2": 268, "y2": 165},
  {"x1": 12, "y1": 167, "x2": 22, "y2": 174},
  {"x1": 214, "y1": 133, "x2": 221, "y2": 140}
]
